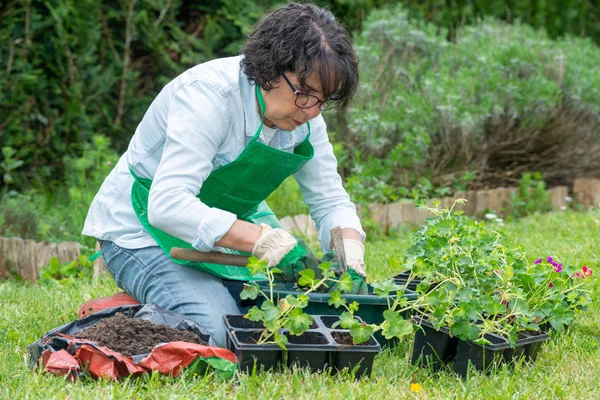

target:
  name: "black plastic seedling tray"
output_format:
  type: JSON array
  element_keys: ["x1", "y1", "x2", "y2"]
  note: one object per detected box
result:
[
  {"x1": 255, "y1": 282, "x2": 417, "y2": 346},
  {"x1": 411, "y1": 317, "x2": 458, "y2": 371},
  {"x1": 453, "y1": 330, "x2": 550, "y2": 377},
  {"x1": 224, "y1": 314, "x2": 381, "y2": 377},
  {"x1": 393, "y1": 272, "x2": 422, "y2": 291},
  {"x1": 411, "y1": 316, "x2": 550, "y2": 377}
]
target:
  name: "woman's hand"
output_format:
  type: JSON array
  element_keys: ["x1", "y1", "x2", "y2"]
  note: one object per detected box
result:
[
  {"x1": 252, "y1": 224, "x2": 320, "y2": 282},
  {"x1": 343, "y1": 238, "x2": 366, "y2": 278}
]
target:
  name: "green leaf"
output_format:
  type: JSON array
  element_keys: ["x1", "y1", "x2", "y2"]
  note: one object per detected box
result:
[
  {"x1": 371, "y1": 279, "x2": 403, "y2": 297},
  {"x1": 2, "y1": 147, "x2": 16, "y2": 158},
  {"x1": 472, "y1": 337, "x2": 492, "y2": 346},
  {"x1": 487, "y1": 300, "x2": 506, "y2": 316},
  {"x1": 240, "y1": 284, "x2": 260, "y2": 300},
  {"x1": 456, "y1": 287, "x2": 474, "y2": 302},
  {"x1": 297, "y1": 269, "x2": 316, "y2": 287},
  {"x1": 350, "y1": 322, "x2": 374, "y2": 344},
  {"x1": 338, "y1": 311, "x2": 358, "y2": 329},
  {"x1": 245, "y1": 306, "x2": 264, "y2": 322},
  {"x1": 285, "y1": 294, "x2": 308, "y2": 308},
  {"x1": 318, "y1": 261, "x2": 333, "y2": 273},
  {"x1": 246, "y1": 256, "x2": 266, "y2": 276},
  {"x1": 337, "y1": 272, "x2": 354, "y2": 293},
  {"x1": 458, "y1": 256, "x2": 472, "y2": 266},
  {"x1": 260, "y1": 301, "x2": 280, "y2": 322},
  {"x1": 284, "y1": 308, "x2": 313, "y2": 335},
  {"x1": 348, "y1": 301, "x2": 359, "y2": 313},
  {"x1": 450, "y1": 320, "x2": 480, "y2": 341},
  {"x1": 327, "y1": 290, "x2": 347, "y2": 308},
  {"x1": 274, "y1": 331, "x2": 288, "y2": 350},
  {"x1": 525, "y1": 323, "x2": 540, "y2": 331},
  {"x1": 381, "y1": 310, "x2": 412, "y2": 339},
  {"x1": 297, "y1": 294, "x2": 309, "y2": 305},
  {"x1": 549, "y1": 306, "x2": 574, "y2": 332},
  {"x1": 10, "y1": 160, "x2": 24, "y2": 169}
]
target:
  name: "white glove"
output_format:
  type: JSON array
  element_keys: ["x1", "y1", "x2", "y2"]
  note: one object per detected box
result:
[
  {"x1": 343, "y1": 238, "x2": 366, "y2": 278},
  {"x1": 252, "y1": 224, "x2": 298, "y2": 267}
]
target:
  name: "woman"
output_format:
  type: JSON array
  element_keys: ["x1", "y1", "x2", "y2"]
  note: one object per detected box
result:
[{"x1": 83, "y1": 2, "x2": 366, "y2": 346}]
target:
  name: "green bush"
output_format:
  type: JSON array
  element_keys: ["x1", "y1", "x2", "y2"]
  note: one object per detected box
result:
[
  {"x1": 403, "y1": 0, "x2": 600, "y2": 48},
  {"x1": 38, "y1": 255, "x2": 94, "y2": 285},
  {"x1": 4, "y1": 0, "x2": 598, "y2": 190},
  {"x1": 506, "y1": 172, "x2": 552, "y2": 219},
  {"x1": 0, "y1": 135, "x2": 118, "y2": 248},
  {"x1": 0, "y1": 0, "x2": 390, "y2": 189},
  {"x1": 333, "y1": 6, "x2": 600, "y2": 204},
  {"x1": 0, "y1": 192, "x2": 39, "y2": 239}
]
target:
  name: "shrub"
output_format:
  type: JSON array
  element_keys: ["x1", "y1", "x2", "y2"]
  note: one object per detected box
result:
[{"x1": 331, "y1": 7, "x2": 600, "y2": 203}]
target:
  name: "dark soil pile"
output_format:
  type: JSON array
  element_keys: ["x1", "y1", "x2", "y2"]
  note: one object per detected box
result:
[{"x1": 73, "y1": 313, "x2": 207, "y2": 356}]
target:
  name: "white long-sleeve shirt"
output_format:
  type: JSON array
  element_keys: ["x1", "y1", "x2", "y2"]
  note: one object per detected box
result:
[{"x1": 83, "y1": 56, "x2": 365, "y2": 252}]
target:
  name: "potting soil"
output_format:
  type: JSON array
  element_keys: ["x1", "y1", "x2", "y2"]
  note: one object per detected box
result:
[
  {"x1": 73, "y1": 312, "x2": 207, "y2": 356},
  {"x1": 331, "y1": 331, "x2": 355, "y2": 345}
]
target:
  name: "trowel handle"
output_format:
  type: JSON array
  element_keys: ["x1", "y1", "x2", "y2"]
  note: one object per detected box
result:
[{"x1": 170, "y1": 248, "x2": 250, "y2": 267}]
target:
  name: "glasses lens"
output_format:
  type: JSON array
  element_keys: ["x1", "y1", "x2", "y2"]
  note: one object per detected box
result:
[{"x1": 296, "y1": 93, "x2": 320, "y2": 108}]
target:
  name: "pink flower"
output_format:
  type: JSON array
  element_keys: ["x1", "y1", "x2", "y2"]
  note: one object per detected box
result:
[
  {"x1": 574, "y1": 266, "x2": 593, "y2": 278},
  {"x1": 548, "y1": 282, "x2": 554, "y2": 288},
  {"x1": 534, "y1": 258, "x2": 543, "y2": 265},
  {"x1": 555, "y1": 264, "x2": 563, "y2": 273},
  {"x1": 547, "y1": 256, "x2": 554, "y2": 263}
]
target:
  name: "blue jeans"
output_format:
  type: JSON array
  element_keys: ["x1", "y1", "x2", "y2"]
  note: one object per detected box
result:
[{"x1": 99, "y1": 240, "x2": 252, "y2": 347}]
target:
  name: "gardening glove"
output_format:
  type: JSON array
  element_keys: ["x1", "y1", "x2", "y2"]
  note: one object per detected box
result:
[
  {"x1": 252, "y1": 224, "x2": 321, "y2": 283},
  {"x1": 343, "y1": 238, "x2": 367, "y2": 279},
  {"x1": 320, "y1": 252, "x2": 369, "y2": 295}
]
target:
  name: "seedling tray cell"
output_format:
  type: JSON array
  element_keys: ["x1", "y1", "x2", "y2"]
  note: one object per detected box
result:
[
  {"x1": 284, "y1": 331, "x2": 331, "y2": 372},
  {"x1": 411, "y1": 318, "x2": 458, "y2": 371},
  {"x1": 227, "y1": 330, "x2": 281, "y2": 373},
  {"x1": 330, "y1": 330, "x2": 379, "y2": 377}
]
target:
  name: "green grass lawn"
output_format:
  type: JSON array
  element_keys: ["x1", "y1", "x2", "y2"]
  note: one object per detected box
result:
[{"x1": 1, "y1": 210, "x2": 599, "y2": 399}]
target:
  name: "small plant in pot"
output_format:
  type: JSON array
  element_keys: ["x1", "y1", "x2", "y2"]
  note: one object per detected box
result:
[
  {"x1": 239, "y1": 257, "x2": 359, "y2": 347},
  {"x1": 403, "y1": 200, "x2": 595, "y2": 377},
  {"x1": 226, "y1": 257, "x2": 382, "y2": 375}
]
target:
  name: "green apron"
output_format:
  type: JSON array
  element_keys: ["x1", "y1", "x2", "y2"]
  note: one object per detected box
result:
[{"x1": 130, "y1": 85, "x2": 314, "y2": 281}]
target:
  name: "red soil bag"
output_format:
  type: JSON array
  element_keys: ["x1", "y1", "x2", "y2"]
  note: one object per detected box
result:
[{"x1": 28, "y1": 296, "x2": 237, "y2": 380}]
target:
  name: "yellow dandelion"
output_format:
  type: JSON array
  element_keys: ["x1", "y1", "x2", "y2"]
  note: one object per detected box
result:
[{"x1": 410, "y1": 383, "x2": 421, "y2": 393}]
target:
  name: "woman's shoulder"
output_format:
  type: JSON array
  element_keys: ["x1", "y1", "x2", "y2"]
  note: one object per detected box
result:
[{"x1": 174, "y1": 55, "x2": 244, "y2": 96}]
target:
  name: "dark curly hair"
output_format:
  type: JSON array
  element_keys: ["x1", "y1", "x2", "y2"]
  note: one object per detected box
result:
[{"x1": 240, "y1": 3, "x2": 358, "y2": 110}]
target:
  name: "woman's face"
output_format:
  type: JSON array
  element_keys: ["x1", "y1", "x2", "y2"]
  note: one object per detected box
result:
[{"x1": 259, "y1": 72, "x2": 325, "y2": 131}]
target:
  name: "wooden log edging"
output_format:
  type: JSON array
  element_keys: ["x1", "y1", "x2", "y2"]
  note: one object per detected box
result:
[
  {"x1": 0, "y1": 238, "x2": 81, "y2": 282},
  {"x1": 1, "y1": 179, "x2": 598, "y2": 282},
  {"x1": 280, "y1": 179, "x2": 599, "y2": 237},
  {"x1": 573, "y1": 178, "x2": 600, "y2": 209}
]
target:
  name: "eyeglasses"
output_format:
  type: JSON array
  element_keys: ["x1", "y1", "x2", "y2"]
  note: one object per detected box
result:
[{"x1": 282, "y1": 74, "x2": 329, "y2": 111}]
